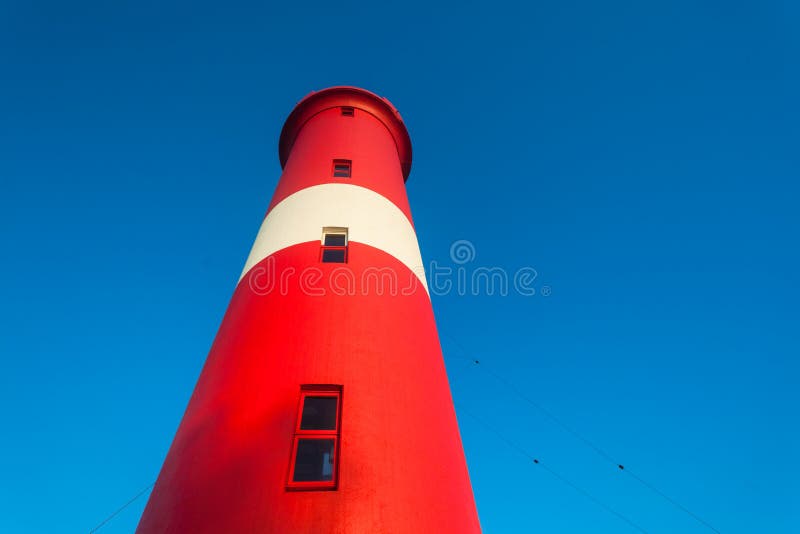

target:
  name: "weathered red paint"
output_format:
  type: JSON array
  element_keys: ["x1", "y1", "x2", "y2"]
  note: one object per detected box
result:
[{"x1": 137, "y1": 87, "x2": 481, "y2": 533}]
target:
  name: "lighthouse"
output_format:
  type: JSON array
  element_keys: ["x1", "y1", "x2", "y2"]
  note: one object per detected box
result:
[{"x1": 137, "y1": 87, "x2": 481, "y2": 533}]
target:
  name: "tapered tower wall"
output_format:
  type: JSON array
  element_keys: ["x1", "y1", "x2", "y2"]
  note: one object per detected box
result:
[{"x1": 137, "y1": 87, "x2": 481, "y2": 534}]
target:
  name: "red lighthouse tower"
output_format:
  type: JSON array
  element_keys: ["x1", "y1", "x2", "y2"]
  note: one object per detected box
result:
[{"x1": 137, "y1": 87, "x2": 481, "y2": 533}]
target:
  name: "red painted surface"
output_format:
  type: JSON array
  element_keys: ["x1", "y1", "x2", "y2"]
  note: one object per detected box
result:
[
  {"x1": 137, "y1": 87, "x2": 481, "y2": 533},
  {"x1": 279, "y1": 86, "x2": 412, "y2": 181},
  {"x1": 267, "y1": 104, "x2": 414, "y2": 224}
]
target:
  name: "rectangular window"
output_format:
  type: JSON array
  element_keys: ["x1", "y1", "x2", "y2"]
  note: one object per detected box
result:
[
  {"x1": 321, "y1": 227, "x2": 348, "y2": 263},
  {"x1": 341, "y1": 106, "x2": 354, "y2": 117},
  {"x1": 332, "y1": 159, "x2": 351, "y2": 178},
  {"x1": 287, "y1": 385, "x2": 342, "y2": 490}
]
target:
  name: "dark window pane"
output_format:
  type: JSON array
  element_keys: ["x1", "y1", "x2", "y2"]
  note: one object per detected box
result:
[
  {"x1": 300, "y1": 396, "x2": 338, "y2": 430},
  {"x1": 324, "y1": 234, "x2": 346, "y2": 247},
  {"x1": 333, "y1": 160, "x2": 351, "y2": 178},
  {"x1": 322, "y1": 248, "x2": 346, "y2": 263},
  {"x1": 293, "y1": 439, "x2": 335, "y2": 482},
  {"x1": 341, "y1": 107, "x2": 354, "y2": 116}
]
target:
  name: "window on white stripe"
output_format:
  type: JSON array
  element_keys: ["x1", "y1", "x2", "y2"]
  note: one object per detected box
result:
[{"x1": 321, "y1": 227, "x2": 348, "y2": 263}]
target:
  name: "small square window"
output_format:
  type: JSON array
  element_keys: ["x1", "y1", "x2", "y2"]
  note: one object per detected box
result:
[
  {"x1": 323, "y1": 234, "x2": 346, "y2": 247},
  {"x1": 321, "y1": 248, "x2": 346, "y2": 263},
  {"x1": 332, "y1": 159, "x2": 351, "y2": 178},
  {"x1": 341, "y1": 106, "x2": 354, "y2": 117},
  {"x1": 300, "y1": 396, "x2": 339, "y2": 430},
  {"x1": 292, "y1": 439, "x2": 336, "y2": 482}
]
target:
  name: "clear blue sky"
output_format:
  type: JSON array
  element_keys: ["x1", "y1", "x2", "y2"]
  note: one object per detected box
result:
[{"x1": 1, "y1": 1, "x2": 798, "y2": 532}]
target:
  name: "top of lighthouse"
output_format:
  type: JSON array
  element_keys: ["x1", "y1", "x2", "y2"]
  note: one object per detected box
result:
[{"x1": 278, "y1": 86, "x2": 413, "y2": 181}]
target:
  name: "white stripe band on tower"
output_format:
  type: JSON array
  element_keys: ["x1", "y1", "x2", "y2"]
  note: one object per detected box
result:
[{"x1": 239, "y1": 183, "x2": 429, "y2": 294}]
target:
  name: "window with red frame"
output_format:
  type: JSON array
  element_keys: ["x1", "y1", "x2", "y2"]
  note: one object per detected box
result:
[
  {"x1": 332, "y1": 159, "x2": 351, "y2": 178},
  {"x1": 320, "y1": 227, "x2": 348, "y2": 263},
  {"x1": 287, "y1": 385, "x2": 342, "y2": 490},
  {"x1": 340, "y1": 106, "x2": 354, "y2": 117}
]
